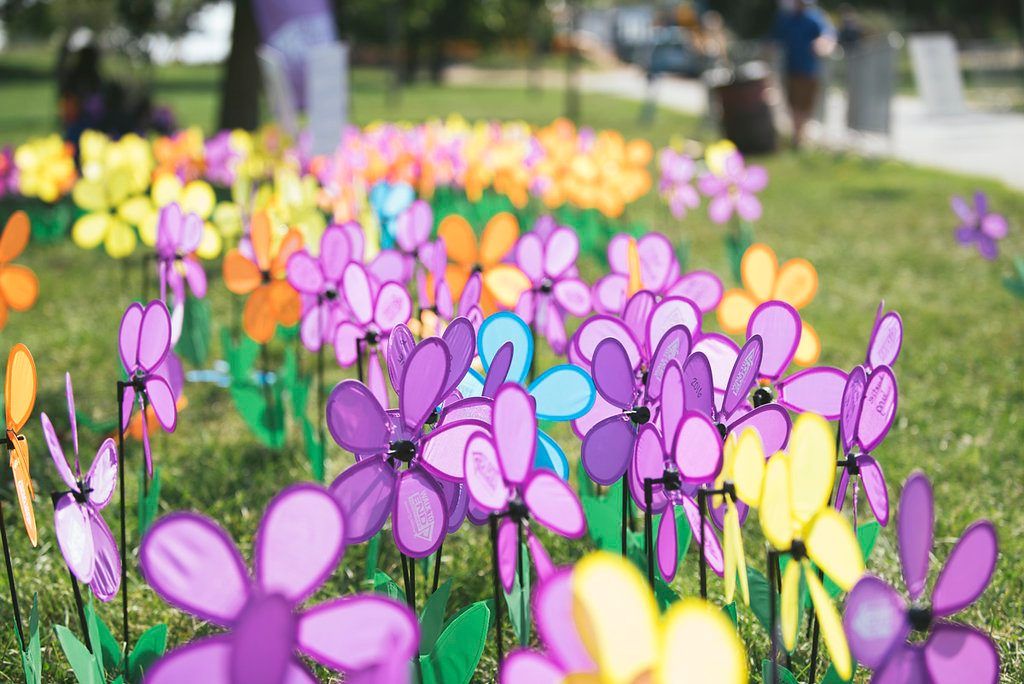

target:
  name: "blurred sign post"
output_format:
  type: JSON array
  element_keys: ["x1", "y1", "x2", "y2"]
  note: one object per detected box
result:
[
  {"x1": 846, "y1": 33, "x2": 901, "y2": 134},
  {"x1": 908, "y1": 33, "x2": 967, "y2": 116},
  {"x1": 257, "y1": 45, "x2": 299, "y2": 137},
  {"x1": 306, "y1": 43, "x2": 349, "y2": 156}
]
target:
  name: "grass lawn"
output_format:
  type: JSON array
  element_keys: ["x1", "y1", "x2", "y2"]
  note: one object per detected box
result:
[{"x1": 0, "y1": 45, "x2": 1023, "y2": 682}]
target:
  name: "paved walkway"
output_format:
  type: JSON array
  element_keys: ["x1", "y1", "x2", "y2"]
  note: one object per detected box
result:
[{"x1": 445, "y1": 65, "x2": 1024, "y2": 190}]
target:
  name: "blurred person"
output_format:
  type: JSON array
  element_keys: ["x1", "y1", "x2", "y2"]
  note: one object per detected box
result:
[
  {"x1": 837, "y1": 4, "x2": 864, "y2": 52},
  {"x1": 699, "y1": 10, "x2": 730, "y2": 68},
  {"x1": 772, "y1": 0, "x2": 835, "y2": 148}
]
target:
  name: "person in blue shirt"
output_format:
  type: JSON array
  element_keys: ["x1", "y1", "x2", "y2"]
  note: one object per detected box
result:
[{"x1": 773, "y1": 0, "x2": 836, "y2": 147}]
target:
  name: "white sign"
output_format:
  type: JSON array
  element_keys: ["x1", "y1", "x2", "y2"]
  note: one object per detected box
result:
[
  {"x1": 306, "y1": 41, "x2": 349, "y2": 156},
  {"x1": 908, "y1": 33, "x2": 966, "y2": 116},
  {"x1": 257, "y1": 44, "x2": 299, "y2": 137},
  {"x1": 846, "y1": 33, "x2": 900, "y2": 134}
]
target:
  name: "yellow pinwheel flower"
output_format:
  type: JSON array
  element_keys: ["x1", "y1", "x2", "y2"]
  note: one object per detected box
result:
[
  {"x1": 137, "y1": 172, "x2": 229, "y2": 259},
  {"x1": 733, "y1": 413, "x2": 864, "y2": 680},
  {"x1": 712, "y1": 429, "x2": 757, "y2": 607},
  {"x1": 569, "y1": 552, "x2": 748, "y2": 684},
  {"x1": 13, "y1": 134, "x2": 77, "y2": 203},
  {"x1": 704, "y1": 139, "x2": 738, "y2": 176}
]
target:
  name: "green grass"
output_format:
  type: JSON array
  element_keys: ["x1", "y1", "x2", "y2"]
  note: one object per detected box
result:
[{"x1": 0, "y1": 46, "x2": 1023, "y2": 682}]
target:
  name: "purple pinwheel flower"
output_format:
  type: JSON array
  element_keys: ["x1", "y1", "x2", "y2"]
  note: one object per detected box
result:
[
  {"x1": 952, "y1": 191, "x2": 1009, "y2": 260},
  {"x1": 592, "y1": 233, "x2": 723, "y2": 316},
  {"x1": 659, "y1": 149, "x2": 701, "y2": 219},
  {"x1": 394, "y1": 199, "x2": 433, "y2": 275},
  {"x1": 843, "y1": 472, "x2": 999, "y2": 683},
  {"x1": 154, "y1": 203, "x2": 207, "y2": 344},
  {"x1": 835, "y1": 364, "x2": 897, "y2": 528},
  {"x1": 514, "y1": 221, "x2": 592, "y2": 354},
  {"x1": 0, "y1": 147, "x2": 17, "y2": 199},
  {"x1": 865, "y1": 300, "x2": 903, "y2": 372},
  {"x1": 286, "y1": 223, "x2": 356, "y2": 352},
  {"x1": 463, "y1": 384, "x2": 586, "y2": 592},
  {"x1": 119, "y1": 300, "x2": 177, "y2": 475},
  {"x1": 42, "y1": 373, "x2": 120, "y2": 602},
  {"x1": 203, "y1": 130, "x2": 241, "y2": 187},
  {"x1": 630, "y1": 361, "x2": 725, "y2": 582},
  {"x1": 415, "y1": 238, "x2": 483, "y2": 335},
  {"x1": 328, "y1": 323, "x2": 482, "y2": 558},
  {"x1": 333, "y1": 262, "x2": 413, "y2": 407},
  {"x1": 141, "y1": 483, "x2": 419, "y2": 683},
  {"x1": 697, "y1": 151, "x2": 768, "y2": 224}
]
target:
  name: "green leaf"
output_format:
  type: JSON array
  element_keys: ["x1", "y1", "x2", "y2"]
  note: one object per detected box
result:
[
  {"x1": 746, "y1": 566, "x2": 776, "y2": 635},
  {"x1": 373, "y1": 570, "x2": 403, "y2": 601},
  {"x1": 419, "y1": 579, "x2": 453, "y2": 655},
  {"x1": 424, "y1": 601, "x2": 490, "y2": 684},
  {"x1": 653, "y1": 577, "x2": 680, "y2": 612},
  {"x1": 365, "y1": 533, "x2": 381, "y2": 581},
  {"x1": 19, "y1": 593, "x2": 41, "y2": 684},
  {"x1": 137, "y1": 467, "x2": 161, "y2": 537},
  {"x1": 722, "y1": 601, "x2": 738, "y2": 626},
  {"x1": 125, "y1": 623, "x2": 167, "y2": 683},
  {"x1": 54, "y1": 624, "x2": 100, "y2": 684},
  {"x1": 581, "y1": 479, "x2": 625, "y2": 553},
  {"x1": 84, "y1": 601, "x2": 104, "y2": 679},
  {"x1": 229, "y1": 383, "x2": 285, "y2": 447},
  {"x1": 820, "y1": 661, "x2": 856, "y2": 683},
  {"x1": 674, "y1": 506, "x2": 691, "y2": 561},
  {"x1": 760, "y1": 659, "x2": 799, "y2": 684},
  {"x1": 503, "y1": 544, "x2": 531, "y2": 646},
  {"x1": 174, "y1": 295, "x2": 212, "y2": 366},
  {"x1": 85, "y1": 602, "x2": 121, "y2": 674}
]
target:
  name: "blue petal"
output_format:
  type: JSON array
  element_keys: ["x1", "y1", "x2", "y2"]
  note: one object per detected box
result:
[
  {"x1": 478, "y1": 312, "x2": 533, "y2": 385},
  {"x1": 457, "y1": 368, "x2": 485, "y2": 399},
  {"x1": 383, "y1": 182, "x2": 415, "y2": 218},
  {"x1": 528, "y1": 365, "x2": 596, "y2": 421},
  {"x1": 535, "y1": 430, "x2": 569, "y2": 480}
]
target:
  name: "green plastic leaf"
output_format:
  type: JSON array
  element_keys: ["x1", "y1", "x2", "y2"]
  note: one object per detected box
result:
[
  {"x1": 19, "y1": 593, "x2": 41, "y2": 684},
  {"x1": 1003, "y1": 257, "x2": 1024, "y2": 299},
  {"x1": 653, "y1": 577, "x2": 680, "y2": 612},
  {"x1": 175, "y1": 295, "x2": 212, "y2": 366},
  {"x1": 85, "y1": 602, "x2": 121, "y2": 674},
  {"x1": 761, "y1": 659, "x2": 799, "y2": 684},
  {"x1": 126, "y1": 623, "x2": 167, "y2": 683},
  {"x1": 373, "y1": 570, "x2": 403, "y2": 601},
  {"x1": 54, "y1": 624, "x2": 101, "y2": 684},
  {"x1": 722, "y1": 601, "x2": 738, "y2": 626},
  {"x1": 503, "y1": 544, "x2": 531, "y2": 646},
  {"x1": 229, "y1": 383, "x2": 285, "y2": 447},
  {"x1": 820, "y1": 661, "x2": 856, "y2": 683},
  {"x1": 84, "y1": 601, "x2": 104, "y2": 679},
  {"x1": 581, "y1": 479, "x2": 625, "y2": 553},
  {"x1": 365, "y1": 533, "x2": 382, "y2": 581},
  {"x1": 747, "y1": 566, "x2": 776, "y2": 635},
  {"x1": 419, "y1": 579, "x2": 453, "y2": 655},
  {"x1": 137, "y1": 467, "x2": 161, "y2": 537},
  {"x1": 422, "y1": 601, "x2": 490, "y2": 684},
  {"x1": 674, "y1": 506, "x2": 692, "y2": 561}
]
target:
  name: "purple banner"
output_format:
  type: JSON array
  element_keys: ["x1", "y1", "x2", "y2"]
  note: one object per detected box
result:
[{"x1": 252, "y1": 0, "x2": 337, "y2": 107}]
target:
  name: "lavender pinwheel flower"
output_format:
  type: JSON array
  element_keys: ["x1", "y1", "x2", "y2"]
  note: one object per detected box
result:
[
  {"x1": 0, "y1": 146, "x2": 17, "y2": 199},
  {"x1": 328, "y1": 323, "x2": 481, "y2": 557},
  {"x1": 141, "y1": 484, "x2": 419, "y2": 683},
  {"x1": 154, "y1": 203, "x2": 207, "y2": 344},
  {"x1": 43, "y1": 374, "x2": 120, "y2": 601},
  {"x1": 952, "y1": 191, "x2": 1009, "y2": 260},
  {"x1": 394, "y1": 199, "x2": 434, "y2": 276},
  {"x1": 835, "y1": 364, "x2": 898, "y2": 528},
  {"x1": 659, "y1": 149, "x2": 701, "y2": 219},
  {"x1": 286, "y1": 223, "x2": 356, "y2": 352},
  {"x1": 630, "y1": 361, "x2": 725, "y2": 582},
  {"x1": 697, "y1": 151, "x2": 767, "y2": 224},
  {"x1": 416, "y1": 238, "x2": 483, "y2": 335},
  {"x1": 463, "y1": 384, "x2": 586, "y2": 592},
  {"x1": 843, "y1": 472, "x2": 999, "y2": 683},
  {"x1": 514, "y1": 221, "x2": 592, "y2": 354},
  {"x1": 203, "y1": 130, "x2": 241, "y2": 187},
  {"x1": 864, "y1": 300, "x2": 903, "y2": 372}
]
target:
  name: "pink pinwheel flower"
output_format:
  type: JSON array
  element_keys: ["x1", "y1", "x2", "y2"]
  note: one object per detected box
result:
[
  {"x1": 286, "y1": 223, "x2": 357, "y2": 352},
  {"x1": 952, "y1": 191, "x2": 1009, "y2": 260},
  {"x1": 141, "y1": 483, "x2": 419, "y2": 683},
  {"x1": 843, "y1": 472, "x2": 999, "y2": 683},
  {"x1": 514, "y1": 220, "x2": 592, "y2": 354},
  {"x1": 328, "y1": 325, "x2": 482, "y2": 558},
  {"x1": 592, "y1": 233, "x2": 722, "y2": 316},
  {"x1": 463, "y1": 384, "x2": 586, "y2": 592},
  {"x1": 154, "y1": 203, "x2": 207, "y2": 344},
  {"x1": 119, "y1": 300, "x2": 177, "y2": 475},
  {"x1": 394, "y1": 199, "x2": 434, "y2": 274},
  {"x1": 0, "y1": 147, "x2": 17, "y2": 199},
  {"x1": 43, "y1": 373, "x2": 120, "y2": 602},
  {"x1": 333, "y1": 262, "x2": 413, "y2": 406},
  {"x1": 203, "y1": 131, "x2": 241, "y2": 187},
  {"x1": 659, "y1": 149, "x2": 701, "y2": 219},
  {"x1": 697, "y1": 151, "x2": 768, "y2": 224}
]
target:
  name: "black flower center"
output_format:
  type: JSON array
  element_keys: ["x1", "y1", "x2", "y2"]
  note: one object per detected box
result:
[
  {"x1": 789, "y1": 539, "x2": 807, "y2": 561},
  {"x1": 752, "y1": 386, "x2": 774, "y2": 408},
  {"x1": 627, "y1": 405, "x2": 651, "y2": 425},
  {"x1": 908, "y1": 605, "x2": 932, "y2": 633},
  {"x1": 508, "y1": 500, "x2": 529, "y2": 522},
  {"x1": 388, "y1": 440, "x2": 416, "y2": 464}
]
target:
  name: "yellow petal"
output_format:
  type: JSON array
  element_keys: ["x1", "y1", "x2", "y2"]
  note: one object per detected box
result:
[
  {"x1": 104, "y1": 219, "x2": 137, "y2": 259},
  {"x1": 118, "y1": 195, "x2": 153, "y2": 227},
  {"x1": 572, "y1": 552, "x2": 659, "y2": 682},
  {"x1": 482, "y1": 264, "x2": 531, "y2": 309},
  {"x1": 732, "y1": 428, "x2": 766, "y2": 509},
  {"x1": 716, "y1": 289, "x2": 758, "y2": 335},
  {"x1": 760, "y1": 454, "x2": 793, "y2": 551},
  {"x1": 72, "y1": 213, "x2": 111, "y2": 250},
  {"x1": 774, "y1": 258, "x2": 818, "y2": 309},
  {"x1": 793, "y1": 321, "x2": 821, "y2": 367},
  {"x1": 724, "y1": 512, "x2": 737, "y2": 605},
  {"x1": 805, "y1": 509, "x2": 864, "y2": 592},
  {"x1": 781, "y1": 559, "x2": 801, "y2": 651},
  {"x1": 740, "y1": 243, "x2": 778, "y2": 302},
  {"x1": 729, "y1": 504, "x2": 749, "y2": 605},
  {"x1": 787, "y1": 413, "x2": 835, "y2": 526},
  {"x1": 181, "y1": 180, "x2": 216, "y2": 218},
  {"x1": 71, "y1": 179, "x2": 109, "y2": 212},
  {"x1": 657, "y1": 598, "x2": 748, "y2": 684},
  {"x1": 627, "y1": 237, "x2": 642, "y2": 295},
  {"x1": 196, "y1": 223, "x2": 223, "y2": 260},
  {"x1": 152, "y1": 173, "x2": 183, "y2": 207},
  {"x1": 213, "y1": 201, "x2": 243, "y2": 239},
  {"x1": 138, "y1": 212, "x2": 159, "y2": 247},
  {"x1": 805, "y1": 562, "x2": 853, "y2": 680}
]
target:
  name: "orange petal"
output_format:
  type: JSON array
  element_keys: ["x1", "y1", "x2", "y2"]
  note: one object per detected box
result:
[
  {"x1": 0, "y1": 211, "x2": 30, "y2": 263},
  {"x1": 626, "y1": 237, "x2": 642, "y2": 295},
  {"x1": 445, "y1": 264, "x2": 470, "y2": 301},
  {"x1": 438, "y1": 215, "x2": 478, "y2": 267},
  {"x1": 223, "y1": 249, "x2": 262, "y2": 295},
  {"x1": 774, "y1": 258, "x2": 818, "y2": 310},
  {"x1": 271, "y1": 228, "x2": 305, "y2": 279},
  {"x1": 0, "y1": 265, "x2": 38, "y2": 312},
  {"x1": 716, "y1": 289, "x2": 759, "y2": 335},
  {"x1": 0, "y1": 297, "x2": 8, "y2": 331},
  {"x1": 483, "y1": 264, "x2": 531, "y2": 310},
  {"x1": 479, "y1": 212, "x2": 520, "y2": 267},
  {"x1": 10, "y1": 437, "x2": 37, "y2": 546},
  {"x1": 793, "y1": 321, "x2": 821, "y2": 366},
  {"x1": 5, "y1": 344, "x2": 36, "y2": 431},
  {"x1": 250, "y1": 210, "x2": 273, "y2": 272},
  {"x1": 243, "y1": 286, "x2": 277, "y2": 344},
  {"x1": 268, "y1": 280, "x2": 301, "y2": 327},
  {"x1": 741, "y1": 243, "x2": 778, "y2": 303}
]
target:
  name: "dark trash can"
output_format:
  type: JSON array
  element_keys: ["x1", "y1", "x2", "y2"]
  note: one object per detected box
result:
[{"x1": 706, "y1": 61, "x2": 777, "y2": 154}]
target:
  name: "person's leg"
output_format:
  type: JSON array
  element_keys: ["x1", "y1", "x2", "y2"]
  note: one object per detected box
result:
[{"x1": 787, "y1": 75, "x2": 819, "y2": 148}]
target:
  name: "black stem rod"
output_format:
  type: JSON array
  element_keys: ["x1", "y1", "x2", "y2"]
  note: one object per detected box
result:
[
  {"x1": 698, "y1": 487, "x2": 708, "y2": 600},
  {"x1": 0, "y1": 499, "x2": 25, "y2": 649},
  {"x1": 489, "y1": 515, "x2": 504, "y2": 673},
  {"x1": 116, "y1": 382, "x2": 130, "y2": 655}
]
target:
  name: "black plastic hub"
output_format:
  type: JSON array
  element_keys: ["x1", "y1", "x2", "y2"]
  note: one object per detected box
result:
[
  {"x1": 389, "y1": 440, "x2": 416, "y2": 464},
  {"x1": 628, "y1": 406, "x2": 651, "y2": 425},
  {"x1": 752, "y1": 387, "x2": 773, "y2": 408},
  {"x1": 789, "y1": 539, "x2": 807, "y2": 561},
  {"x1": 908, "y1": 606, "x2": 932, "y2": 633},
  {"x1": 508, "y1": 500, "x2": 529, "y2": 522}
]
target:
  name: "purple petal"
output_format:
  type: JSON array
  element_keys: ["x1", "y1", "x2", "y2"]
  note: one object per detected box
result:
[
  {"x1": 88, "y1": 512, "x2": 121, "y2": 601},
  {"x1": 498, "y1": 517, "x2": 518, "y2": 593},
  {"x1": 493, "y1": 385, "x2": 537, "y2": 485},
  {"x1": 682, "y1": 495, "x2": 724, "y2": 575},
  {"x1": 544, "y1": 228, "x2": 579, "y2": 279},
  {"x1": 367, "y1": 351, "x2": 388, "y2": 409},
  {"x1": 483, "y1": 342, "x2": 514, "y2": 399},
  {"x1": 501, "y1": 651, "x2": 565, "y2": 683},
  {"x1": 326, "y1": 381, "x2": 389, "y2": 455},
  {"x1": 441, "y1": 317, "x2": 476, "y2": 397},
  {"x1": 657, "y1": 505, "x2": 679, "y2": 582},
  {"x1": 329, "y1": 458, "x2": 398, "y2": 543},
  {"x1": 672, "y1": 412, "x2": 723, "y2": 484},
  {"x1": 724, "y1": 336, "x2": 762, "y2": 417},
  {"x1": 856, "y1": 366, "x2": 898, "y2": 451},
  {"x1": 708, "y1": 194, "x2": 734, "y2": 224},
  {"x1": 631, "y1": 425, "x2": 669, "y2": 512},
  {"x1": 931, "y1": 521, "x2": 997, "y2": 617},
  {"x1": 147, "y1": 636, "x2": 233, "y2": 684},
  {"x1": 681, "y1": 352, "x2": 715, "y2": 419},
  {"x1": 553, "y1": 279, "x2": 591, "y2": 317},
  {"x1": 41, "y1": 412, "x2": 76, "y2": 490},
  {"x1": 333, "y1": 322, "x2": 363, "y2": 367},
  {"x1": 140, "y1": 513, "x2": 250, "y2": 625},
  {"x1": 875, "y1": 644, "x2": 928, "y2": 684},
  {"x1": 898, "y1": 472, "x2": 934, "y2": 600},
  {"x1": 386, "y1": 325, "x2": 416, "y2": 394},
  {"x1": 637, "y1": 232, "x2": 675, "y2": 292},
  {"x1": 980, "y1": 213, "x2": 1008, "y2": 240},
  {"x1": 592, "y1": 274, "x2": 628, "y2": 315},
  {"x1": 138, "y1": 300, "x2": 172, "y2": 372},
  {"x1": 859, "y1": 456, "x2": 890, "y2": 527},
  {"x1": 592, "y1": 338, "x2": 636, "y2": 409},
  {"x1": 841, "y1": 366, "x2": 868, "y2": 453},
  {"x1": 287, "y1": 251, "x2": 326, "y2": 294},
  {"x1": 924, "y1": 623, "x2": 999, "y2": 684},
  {"x1": 392, "y1": 469, "x2": 446, "y2": 558},
  {"x1": 320, "y1": 225, "x2": 352, "y2": 282},
  {"x1": 735, "y1": 193, "x2": 763, "y2": 222},
  {"x1": 146, "y1": 375, "x2": 178, "y2": 431},
  {"x1": 727, "y1": 404, "x2": 792, "y2": 455},
  {"x1": 522, "y1": 471, "x2": 586, "y2": 538},
  {"x1": 665, "y1": 270, "x2": 723, "y2": 313},
  {"x1": 776, "y1": 366, "x2": 848, "y2": 420},
  {"x1": 692, "y1": 333, "x2": 740, "y2": 392},
  {"x1": 843, "y1": 575, "x2": 909, "y2": 669},
  {"x1": 581, "y1": 415, "x2": 636, "y2": 486},
  {"x1": 571, "y1": 315, "x2": 641, "y2": 369},
  {"x1": 54, "y1": 495, "x2": 94, "y2": 584},
  {"x1": 867, "y1": 310, "x2": 903, "y2": 369},
  {"x1": 950, "y1": 195, "x2": 973, "y2": 223},
  {"x1": 747, "y1": 301, "x2": 801, "y2": 380},
  {"x1": 400, "y1": 338, "x2": 450, "y2": 433},
  {"x1": 395, "y1": 200, "x2": 432, "y2": 253},
  {"x1": 623, "y1": 290, "x2": 655, "y2": 344},
  {"x1": 118, "y1": 302, "x2": 143, "y2": 372},
  {"x1": 255, "y1": 485, "x2": 345, "y2": 604},
  {"x1": 343, "y1": 264, "x2": 374, "y2": 325},
  {"x1": 646, "y1": 325, "x2": 692, "y2": 401},
  {"x1": 298, "y1": 595, "x2": 419, "y2": 672},
  {"x1": 373, "y1": 282, "x2": 412, "y2": 332},
  {"x1": 85, "y1": 439, "x2": 118, "y2": 508},
  {"x1": 420, "y1": 420, "x2": 488, "y2": 480},
  {"x1": 660, "y1": 361, "x2": 685, "y2": 444},
  {"x1": 229, "y1": 593, "x2": 296, "y2": 684},
  {"x1": 464, "y1": 434, "x2": 512, "y2": 511},
  {"x1": 516, "y1": 233, "x2": 544, "y2": 284}
]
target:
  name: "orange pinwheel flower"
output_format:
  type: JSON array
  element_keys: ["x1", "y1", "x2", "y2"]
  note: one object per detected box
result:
[
  {"x1": 716, "y1": 243, "x2": 821, "y2": 365},
  {"x1": 4, "y1": 344, "x2": 37, "y2": 546},
  {"x1": 223, "y1": 210, "x2": 303, "y2": 343},
  {"x1": 0, "y1": 212, "x2": 39, "y2": 330},
  {"x1": 437, "y1": 211, "x2": 530, "y2": 316}
]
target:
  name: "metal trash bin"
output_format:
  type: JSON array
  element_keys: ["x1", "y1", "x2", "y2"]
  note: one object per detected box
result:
[{"x1": 706, "y1": 61, "x2": 777, "y2": 154}]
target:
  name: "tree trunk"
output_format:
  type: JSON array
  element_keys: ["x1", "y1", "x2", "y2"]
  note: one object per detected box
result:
[{"x1": 219, "y1": 0, "x2": 261, "y2": 130}]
